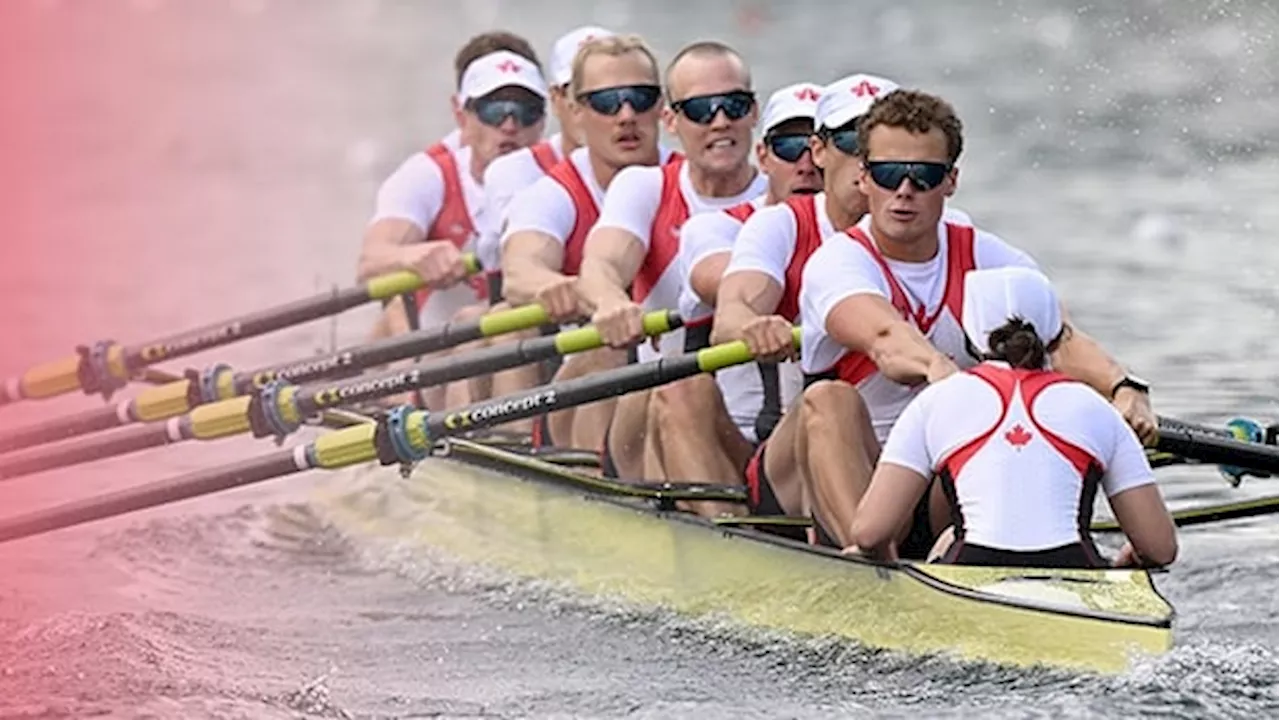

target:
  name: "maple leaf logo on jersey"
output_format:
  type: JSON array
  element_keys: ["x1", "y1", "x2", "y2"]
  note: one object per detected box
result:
[
  {"x1": 851, "y1": 80, "x2": 880, "y2": 97},
  {"x1": 795, "y1": 87, "x2": 820, "y2": 102},
  {"x1": 1004, "y1": 424, "x2": 1033, "y2": 448},
  {"x1": 495, "y1": 59, "x2": 521, "y2": 73}
]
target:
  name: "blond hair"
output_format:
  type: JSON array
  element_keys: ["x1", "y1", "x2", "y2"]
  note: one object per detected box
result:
[{"x1": 569, "y1": 34, "x2": 660, "y2": 97}]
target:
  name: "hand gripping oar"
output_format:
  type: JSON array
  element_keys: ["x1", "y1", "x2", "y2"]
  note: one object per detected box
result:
[
  {"x1": 0, "y1": 303, "x2": 551, "y2": 454},
  {"x1": 0, "y1": 255, "x2": 481, "y2": 406},
  {"x1": 0, "y1": 311, "x2": 683, "y2": 480},
  {"x1": 0, "y1": 330, "x2": 787, "y2": 545}
]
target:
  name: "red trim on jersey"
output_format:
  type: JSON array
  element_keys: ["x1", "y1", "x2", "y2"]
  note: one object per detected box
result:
[
  {"x1": 1020, "y1": 370, "x2": 1101, "y2": 475},
  {"x1": 547, "y1": 160, "x2": 599, "y2": 277},
  {"x1": 633, "y1": 157, "x2": 689, "y2": 304},
  {"x1": 724, "y1": 200, "x2": 757, "y2": 223},
  {"x1": 413, "y1": 142, "x2": 486, "y2": 308},
  {"x1": 529, "y1": 140, "x2": 559, "y2": 174},
  {"x1": 776, "y1": 194, "x2": 822, "y2": 323},
  {"x1": 937, "y1": 364, "x2": 1018, "y2": 479},
  {"x1": 822, "y1": 222, "x2": 976, "y2": 386}
]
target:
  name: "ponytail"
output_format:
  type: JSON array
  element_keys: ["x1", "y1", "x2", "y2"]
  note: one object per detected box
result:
[{"x1": 985, "y1": 317, "x2": 1047, "y2": 369}]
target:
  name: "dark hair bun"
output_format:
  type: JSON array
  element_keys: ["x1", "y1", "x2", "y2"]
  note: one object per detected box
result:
[{"x1": 987, "y1": 317, "x2": 1047, "y2": 369}]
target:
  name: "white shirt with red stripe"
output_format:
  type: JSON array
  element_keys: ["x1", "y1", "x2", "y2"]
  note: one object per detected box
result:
[
  {"x1": 880, "y1": 361, "x2": 1156, "y2": 551},
  {"x1": 476, "y1": 134, "x2": 565, "y2": 272},
  {"x1": 593, "y1": 160, "x2": 769, "y2": 361},
  {"x1": 500, "y1": 146, "x2": 680, "y2": 279},
  {"x1": 371, "y1": 141, "x2": 490, "y2": 326},
  {"x1": 800, "y1": 215, "x2": 1038, "y2": 442}
]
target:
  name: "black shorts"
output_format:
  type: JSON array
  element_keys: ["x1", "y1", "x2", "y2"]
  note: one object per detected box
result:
[
  {"x1": 743, "y1": 440, "x2": 808, "y2": 543},
  {"x1": 941, "y1": 541, "x2": 1103, "y2": 569}
]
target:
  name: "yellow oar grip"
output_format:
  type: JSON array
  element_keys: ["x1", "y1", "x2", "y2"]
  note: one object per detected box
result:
[
  {"x1": 463, "y1": 252, "x2": 481, "y2": 275},
  {"x1": 696, "y1": 327, "x2": 800, "y2": 373},
  {"x1": 311, "y1": 423, "x2": 379, "y2": 469},
  {"x1": 188, "y1": 396, "x2": 253, "y2": 439},
  {"x1": 134, "y1": 380, "x2": 196, "y2": 422},
  {"x1": 19, "y1": 355, "x2": 84, "y2": 399},
  {"x1": 477, "y1": 304, "x2": 550, "y2": 337},
  {"x1": 366, "y1": 271, "x2": 427, "y2": 301},
  {"x1": 552, "y1": 311, "x2": 675, "y2": 355}
]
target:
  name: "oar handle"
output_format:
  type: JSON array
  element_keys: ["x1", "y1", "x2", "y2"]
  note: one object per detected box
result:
[
  {"x1": 306, "y1": 328, "x2": 799, "y2": 472},
  {"x1": 1155, "y1": 422, "x2": 1278, "y2": 476}
]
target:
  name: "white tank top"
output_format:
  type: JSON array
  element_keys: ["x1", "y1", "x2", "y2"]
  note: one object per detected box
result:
[{"x1": 879, "y1": 362, "x2": 1157, "y2": 552}]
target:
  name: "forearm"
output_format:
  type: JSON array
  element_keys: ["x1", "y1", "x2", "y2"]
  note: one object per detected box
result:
[
  {"x1": 867, "y1": 324, "x2": 945, "y2": 385},
  {"x1": 1050, "y1": 323, "x2": 1126, "y2": 397},
  {"x1": 710, "y1": 273, "x2": 783, "y2": 345},
  {"x1": 575, "y1": 256, "x2": 634, "y2": 313},
  {"x1": 356, "y1": 220, "x2": 423, "y2": 280},
  {"x1": 504, "y1": 260, "x2": 569, "y2": 306}
]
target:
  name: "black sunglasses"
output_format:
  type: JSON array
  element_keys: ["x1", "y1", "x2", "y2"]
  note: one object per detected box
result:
[
  {"x1": 576, "y1": 84, "x2": 662, "y2": 116},
  {"x1": 670, "y1": 90, "x2": 756, "y2": 124},
  {"x1": 765, "y1": 134, "x2": 812, "y2": 163},
  {"x1": 467, "y1": 97, "x2": 546, "y2": 128},
  {"x1": 864, "y1": 161, "x2": 952, "y2": 191},
  {"x1": 822, "y1": 128, "x2": 859, "y2": 156}
]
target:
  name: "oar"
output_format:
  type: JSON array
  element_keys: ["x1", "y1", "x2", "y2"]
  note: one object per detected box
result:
[
  {"x1": 0, "y1": 330, "x2": 787, "y2": 544},
  {"x1": 1153, "y1": 417, "x2": 1277, "y2": 478},
  {"x1": 0, "y1": 311, "x2": 683, "y2": 480},
  {"x1": 0, "y1": 256, "x2": 480, "y2": 406},
  {"x1": 0, "y1": 303, "x2": 551, "y2": 454},
  {"x1": 1090, "y1": 495, "x2": 1279, "y2": 532}
]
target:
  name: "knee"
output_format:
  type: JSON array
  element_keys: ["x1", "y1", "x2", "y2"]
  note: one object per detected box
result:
[
  {"x1": 650, "y1": 375, "x2": 715, "y2": 427},
  {"x1": 800, "y1": 380, "x2": 868, "y2": 432}
]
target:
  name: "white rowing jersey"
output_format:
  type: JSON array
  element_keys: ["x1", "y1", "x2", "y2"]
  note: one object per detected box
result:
[
  {"x1": 880, "y1": 361, "x2": 1156, "y2": 551},
  {"x1": 371, "y1": 140, "x2": 490, "y2": 326},
  {"x1": 800, "y1": 214, "x2": 1038, "y2": 442},
  {"x1": 476, "y1": 134, "x2": 565, "y2": 273},
  {"x1": 500, "y1": 146, "x2": 680, "y2": 278},
  {"x1": 591, "y1": 159, "x2": 769, "y2": 361}
]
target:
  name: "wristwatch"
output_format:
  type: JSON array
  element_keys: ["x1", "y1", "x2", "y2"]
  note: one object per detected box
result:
[{"x1": 1111, "y1": 374, "x2": 1151, "y2": 398}]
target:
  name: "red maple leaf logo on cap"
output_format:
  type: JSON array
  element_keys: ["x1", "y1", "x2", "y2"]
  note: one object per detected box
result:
[
  {"x1": 795, "y1": 87, "x2": 820, "y2": 101},
  {"x1": 851, "y1": 80, "x2": 880, "y2": 97},
  {"x1": 1004, "y1": 424, "x2": 1033, "y2": 448},
  {"x1": 496, "y1": 59, "x2": 521, "y2": 73}
]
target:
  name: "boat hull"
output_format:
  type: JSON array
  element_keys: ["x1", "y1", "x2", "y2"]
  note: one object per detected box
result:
[{"x1": 324, "y1": 438, "x2": 1174, "y2": 675}]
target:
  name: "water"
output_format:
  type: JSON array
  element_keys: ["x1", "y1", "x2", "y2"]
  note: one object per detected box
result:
[{"x1": 0, "y1": 0, "x2": 1275, "y2": 717}]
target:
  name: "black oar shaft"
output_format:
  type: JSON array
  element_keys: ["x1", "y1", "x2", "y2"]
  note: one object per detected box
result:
[
  {"x1": 0, "y1": 304, "x2": 549, "y2": 455},
  {"x1": 0, "y1": 449, "x2": 306, "y2": 544},
  {"x1": 1155, "y1": 426, "x2": 1277, "y2": 475},
  {"x1": 0, "y1": 261, "x2": 479, "y2": 405},
  {"x1": 0, "y1": 312, "x2": 682, "y2": 480}
]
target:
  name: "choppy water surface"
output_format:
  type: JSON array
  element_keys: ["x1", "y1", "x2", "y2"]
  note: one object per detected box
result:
[{"x1": 0, "y1": 1, "x2": 1275, "y2": 718}]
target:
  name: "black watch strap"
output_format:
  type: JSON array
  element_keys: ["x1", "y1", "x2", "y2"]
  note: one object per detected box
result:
[{"x1": 1111, "y1": 375, "x2": 1150, "y2": 398}]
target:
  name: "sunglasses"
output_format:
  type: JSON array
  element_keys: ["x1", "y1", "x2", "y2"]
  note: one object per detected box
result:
[
  {"x1": 467, "y1": 97, "x2": 546, "y2": 128},
  {"x1": 824, "y1": 129, "x2": 859, "y2": 156},
  {"x1": 576, "y1": 84, "x2": 662, "y2": 116},
  {"x1": 864, "y1": 161, "x2": 952, "y2": 191},
  {"x1": 765, "y1": 134, "x2": 812, "y2": 163},
  {"x1": 670, "y1": 90, "x2": 756, "y2": 124}
]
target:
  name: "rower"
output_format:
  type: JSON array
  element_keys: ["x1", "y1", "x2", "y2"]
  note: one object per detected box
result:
[
  {"x1": 495, "y1": 34, "x2": 676, "y2": 443},
  {"x1": 355, "y1": 31, "x2": 549, "y2": 409},
  {"x1": 795, "y1": 88, "x2": 1160, "y2": 556},
  {"x1": 446, "y1": 26, "x2": 615, "y2": 410},
  {"x1": 576, "y1": 40, "x2": 769, "y2": 477},
  {"x1": 474, "y1": 26, "x2": 616, "y2": 288},
  {"x1": 640, "y1": 81, "x2": 823, "y2": 515},
  {"x1": 685, "y1": 74, "x2": 903, "y2": 526},
  {"x1": 850, "y1": 266, "x2": 1178, "y2": 569}
]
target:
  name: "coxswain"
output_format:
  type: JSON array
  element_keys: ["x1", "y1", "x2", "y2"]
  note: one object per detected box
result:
[
  {"x1": 850, "y1": 266, "x2": 1178, "y2": 569},
  {"x1": 575, "y1": 40, "x2": 769, "y2": 477},
  {"x1": 795, "y1": 89, "x2": 1159, "y2": 555}
]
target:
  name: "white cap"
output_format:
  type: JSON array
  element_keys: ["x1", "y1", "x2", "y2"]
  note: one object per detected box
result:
[
  {"x1": 814, "y1": 73, "x2": 900, "y2": 131},
  {"x1": 458, "y1": 50, "x2": 549, "y2": 102},
  {"x1": 550, "y1": 26, "x2": 615, "y2": 86},
  {"x1": 961, "y1": 267, "x2": 1064, "y2": 358},
  {"x1": 760, "y1": 82, "x2": 821, "y2": 134}
]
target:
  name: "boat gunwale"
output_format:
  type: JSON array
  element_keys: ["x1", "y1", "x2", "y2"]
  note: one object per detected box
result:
[{"x1": 435, "y1": 437, "x2": 1176, "y2": 631}]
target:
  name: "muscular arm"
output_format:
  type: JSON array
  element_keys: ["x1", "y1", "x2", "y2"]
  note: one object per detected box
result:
[
  {"x1": 501, "y1": 232, "x2": 568, "y2": 306},
  {"x1": 825, "y1": 294, "x2": 948, "y2": 386},
  {"x1": 710, "y1": 270, "x2": 784, "y2": 345},
  {"x1": 1049, "y1": 306, "x2": 1127, "y2": 398},
  {"x1": 575, "y1": 229, "x2": 645, "y2": 314},
  {"x1": 356, "y1": 219, "x2": 425, "y2": 280},
  {"x1": 690, "y1": 253, "x2": 731, "y2": 308}
]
